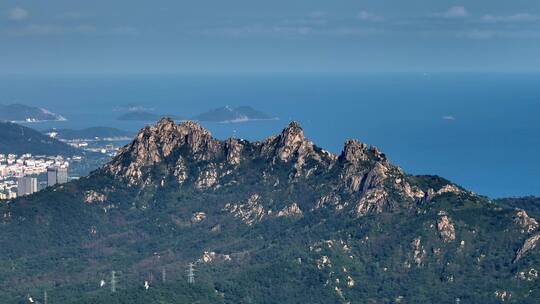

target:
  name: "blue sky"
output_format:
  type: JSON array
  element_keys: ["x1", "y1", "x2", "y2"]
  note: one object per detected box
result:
[{"x1": 1, "y1": 0, "x2": 539, "y2": 74}]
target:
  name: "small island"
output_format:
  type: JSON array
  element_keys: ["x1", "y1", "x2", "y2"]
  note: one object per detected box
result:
[
  {"x1": 117, "y1": 110, "x2": 181, "y2": 122},
  {"x1": 194, "y1": 106, "x2": 277, "y2": 123},
  {"x1": 117, "y1": 111, "x2": 161, "y2": 121}
]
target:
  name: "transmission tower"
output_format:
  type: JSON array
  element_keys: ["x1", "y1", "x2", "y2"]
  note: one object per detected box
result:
[
  {"x1": 111, "y1": 271, "x2": 117, "y2": 293},
  {"x1": 187, "y1": 263, "x2": 195, "y2": 284}
]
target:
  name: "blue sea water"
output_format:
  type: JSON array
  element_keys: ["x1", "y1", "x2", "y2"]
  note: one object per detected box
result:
[{"x1": 0, "y1": 73, "x2": 539, "y2": 198}]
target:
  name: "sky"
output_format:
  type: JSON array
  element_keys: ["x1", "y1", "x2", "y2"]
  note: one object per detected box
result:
[{"x1": 1, "y1": 0, "x2": 540, "y2": 74}]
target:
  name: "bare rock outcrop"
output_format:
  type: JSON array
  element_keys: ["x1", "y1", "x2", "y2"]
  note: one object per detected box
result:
[
  {"x1": 437, "y1": 211, "x2": 456, "y2": 242},
  {"x1": 224, "y1": 194, "x2": 266, "y2": 225},
  {"x1": 84, "y1": 191, "x2": 107, "y2": 204},
  {"x1": 224, "y1": 138, "x2": 243, "y2": 165},
  {"x1": 199, "y1": 251, "x2": 231, "y2": 263},
  {"x1": 514, "y1": 209, "x2": 539, "y2": 234},
  {"x1": 514, "y1": 233, "x2": 540, "y2": 263},
  {"x1": 275, "y1": 121, "x2": 310, "y2": 162},
  {"x1": 411, "y1": 237, "x2": 426, "y2": 266},
  {"x1": 277, "y1": 203, "x2": 303, "y2": 217}
]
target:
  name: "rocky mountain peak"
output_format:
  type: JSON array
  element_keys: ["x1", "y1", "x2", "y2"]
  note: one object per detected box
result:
[
  {"x1": 275, "y1": 121, "x2": 311, "y2": 162},
  {"x1": 105, "y1": 119, "x2": 220, "y2": 183},
  {"x1": 341, "y1": 139, "x2": 369, "y2": 163},
  {"x1": 155, "y1": 117, "x2": 176, "y2": 131}
]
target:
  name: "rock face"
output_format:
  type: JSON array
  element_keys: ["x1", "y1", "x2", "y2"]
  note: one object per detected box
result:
[
  {"x1": 105, "y1": 118, "x2": 220, "y2": 185},
  {"x1": 437, "y1": 211, "x2": 456, "y2": 242},
  {"x1": 277, "y1": 203, "x2": 303, "y2": 217},
  {"x1": 514, "y1": 209, "x2": 539, "y2": 234},
  {"x1": 224, "y1": 194, "x2": 266, "y2": 226},
  {"x1": 84, "y1": 191, "x2": 107, "y2": 204},
  {"x1": 411, "y1": 237, "x2": 426, "y2": 266},
  {"x1": 514, "y1": 233, "x2": 540, "y2": 262}
]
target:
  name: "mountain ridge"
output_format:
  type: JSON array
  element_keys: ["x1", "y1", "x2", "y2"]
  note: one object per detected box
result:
[{"x1": 0, "y1": 121, "x2": 80, "y2": 156}]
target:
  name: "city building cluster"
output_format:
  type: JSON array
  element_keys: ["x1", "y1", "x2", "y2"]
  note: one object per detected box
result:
[{"x1": 0, "y1": 153, "x2": 70, "y2": 200}]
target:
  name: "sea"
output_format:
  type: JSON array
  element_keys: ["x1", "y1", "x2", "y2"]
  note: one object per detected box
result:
[{"x1": 1, "y1": 73, "x2": 538, "y2": 198}]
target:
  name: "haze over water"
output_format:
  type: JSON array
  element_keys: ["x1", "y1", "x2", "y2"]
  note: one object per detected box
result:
[{"x1": 1, "y1": 73, "x2": 539, "y2": 198}]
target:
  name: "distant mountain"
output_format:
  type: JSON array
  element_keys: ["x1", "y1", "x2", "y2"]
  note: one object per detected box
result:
[
  {"x1": 47, "y1": 127, "x2": 134, "y2": 141},
  {"x1": 113, "y1": 103, "x2": 154, "y2": 113},
  {"x1": 117, "y1": 111, "x2": 180, "y2": 121},
  {"x1": 0, "y1": 103, "x2": 66, "y2": 122},
  {"x1": 1, "y1": 118, "x2": 539, "y2": 303},
  {"x1": 194, "y1": 105, "x2": 276, "y2": 123},
  {"x1": 117, "y1": 111, "x2": 161, "y2": 121},
  {"x1": 0, "y1": 121, "x2": 80, "y2": 156}
]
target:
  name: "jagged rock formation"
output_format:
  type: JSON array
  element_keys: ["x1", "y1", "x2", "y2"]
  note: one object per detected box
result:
[
  {"x1": 515, "y1": 233, "x2": 540, "y2": 262},
  {"x1": 514, "y1": 209, "x2": 539, "y2": 234},
  {"x1": 104, "y1": 118, "x2": 442, "y2": 219}
]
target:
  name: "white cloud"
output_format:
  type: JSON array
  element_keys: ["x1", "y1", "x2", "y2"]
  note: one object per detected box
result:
[
  {"x1": 3, "y1": 24, "x2": 96, "y2": 36},
  {"x1": 2, "y1": 24, "x2": 138, "y2": 37},
  {"x1": 437, "y1": 6, "x2": 469, "y2": 19},
  {"x1": 459, "y1": 29, "x2": 540, "y2": 40},
  {"x1": 197, "y1": 24, "x2": 313, "y2": 38},
  {"x1": 195, "y1": 24, "x2": 382, "y2": 38},
  {"x1": 8, "y1": 7, "x2": 29, "y2": 21},
  {"x1": 481, "y1": 13, "x2": 539, "y2": 23},
  {"x1": 357, "y1": 11, "x2": 384, "y2": 22}
]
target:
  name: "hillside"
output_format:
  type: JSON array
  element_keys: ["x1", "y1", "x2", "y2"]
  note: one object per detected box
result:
[
  {"x1": 0, "y1": 121, "x2": 80, "y2": 156},
  {"x1": 497, "y1": 197, "x2": 540, "y2": 219},
  {"x1": 48, "y1": 127, "x2": 133, "y2": 141},
  {"x1": 0, "y1": 103, "x2": 66, "y2": 122},
  {"x1": 0, "y1": 118, "x2": 538, "y2": 303}
]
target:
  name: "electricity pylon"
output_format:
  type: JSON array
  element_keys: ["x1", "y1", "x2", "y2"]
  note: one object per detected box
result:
[
  {"x1": 187, "y1": 263, "x2": 195, "y2": 284},
  {"x1": 111, "y1": 271, "x2": 117, "y2": 293}
]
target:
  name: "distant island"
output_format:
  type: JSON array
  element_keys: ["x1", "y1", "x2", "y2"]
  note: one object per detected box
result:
[
  {"x1": 117, "y1": 111, "x2": 180, "y2": 122},
  {"x1": 0, "y1": 121, "x2": 79, "y2": 156},
  {"x1": 194, "y1": 105, "x2": 277, "y2": 123},
  {"x1": 113, "y1": 103, "x2": 154, "y2": 113},
  {"x1": 117, "y1": 111, "x2": 160, "y2": 121},
  {"x1": 46, "y1": 127, "x2": 134, "y2": 141},
  {"x1": 0, "y1": 103, "x2": 67, "y2": 123}
]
